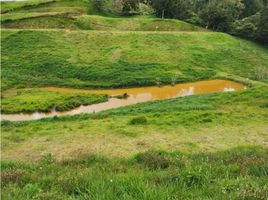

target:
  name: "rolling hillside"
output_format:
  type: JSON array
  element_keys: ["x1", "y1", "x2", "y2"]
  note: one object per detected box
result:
[
  {"x1": 1, "y1": 30, "x2": 268, "y2": 90},
  {"x1": 1, "y1": 0, "x2": 268, "y2": 199},
  {"x1": 1, "y1": 0, "x2": 267, "y2": 91}
]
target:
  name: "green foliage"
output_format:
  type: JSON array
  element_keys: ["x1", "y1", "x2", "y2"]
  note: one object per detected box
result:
[
  {"x1": 199, "y1": 0, "x2": 243, "y2": 31},
  {"x1": 232, "y1": 20, "x2": 257, "y2": 40},
  {"x1": 240, "y1": 0, "x2": 265, "y2": 18},
  {"x1": 92, "y1": 0, "x2": 106, "y2": 12},
  {"x1": 148, "y1": 0, "x2": 267, "y2": 44},
  {"x1": 129, "y1": 116, "x2": 148, "y2": 125},
  {"x1": 256, "y1": 6, "x2": 268, "y2": 43},
  {"x1": 122, "y1": 0, "x2": 139, "y2": 16}
]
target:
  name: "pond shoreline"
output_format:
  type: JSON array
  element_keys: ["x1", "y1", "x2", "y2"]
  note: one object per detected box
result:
[{"x1": 0, "y1": 80, "x2": 246, "y2": 121}]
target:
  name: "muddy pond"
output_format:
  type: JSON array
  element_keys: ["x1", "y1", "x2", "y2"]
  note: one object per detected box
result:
[{"x1": 1, "y1": 80, "x2": 246, "y2": 121}]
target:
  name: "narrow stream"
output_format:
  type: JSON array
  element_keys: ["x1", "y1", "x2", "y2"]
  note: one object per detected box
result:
[{"x1": 1, "y1": 80, "x2": 246, "y2": 121}]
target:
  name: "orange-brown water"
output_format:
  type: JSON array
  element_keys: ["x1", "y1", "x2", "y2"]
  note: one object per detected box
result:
[{"x1": 1, "y1": 80, "x2": 246, "y2": 121}]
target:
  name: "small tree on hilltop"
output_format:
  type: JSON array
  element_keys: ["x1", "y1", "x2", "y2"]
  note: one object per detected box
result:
[
  {"x1": 92, "y1": 0, "x2": 105, "y2": 12},
  {"x1": 122, "y1": 0, "x2": 139, "y2": 15}
]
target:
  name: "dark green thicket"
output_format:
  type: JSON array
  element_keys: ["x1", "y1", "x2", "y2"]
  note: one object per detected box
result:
[
  {"x1": 129, "y1": 116, "x2": 148, "y2": 125},
  {"x1": 148, "y1": 0, "x2": 268, "y2": 44}
]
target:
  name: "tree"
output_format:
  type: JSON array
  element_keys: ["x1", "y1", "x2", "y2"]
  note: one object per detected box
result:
[
  {"x1": 148, "y1": 0, "x2": 173, "y2": 18},
  {"x1": 169, "y1": 0, "x2": 190, "y2": 19},
  {"x1": 92, "y1": 0, "x2": 105, "y2": 12},
  {"x1": 257, "y1": 6, "x2": 268, "y2": 43},
  {"x1": 122, "y1": 0, "x2": 139, "y2": 15},
  {"x1": 240, "y1": 0, "x2": 264, "y2": 18},
  {"x1": 200, "y1": 0, "x2": 244, "y2": 31}
]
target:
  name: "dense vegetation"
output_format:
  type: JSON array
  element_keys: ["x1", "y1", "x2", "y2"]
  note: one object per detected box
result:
[
  {"x1": 1, "y1": 0, "x2": 267, "y2": 44},
  {"x1": 148, "y1": 0, "x2": 268, "y2": 44},
  {"x1": 1, "y1": 89, "x2": 108, "y2": 113}
]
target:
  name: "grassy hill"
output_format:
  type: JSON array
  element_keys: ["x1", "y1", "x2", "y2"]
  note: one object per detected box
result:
[
  {"x1": 2, "y1": 30, "x2": 268, "y2": 90},
  {"x1": 1, "y1": 14, "x2": 206, "y2": 31},
  {"x1": 0, "y1": 0, "x2": 91, "y2": 14},
  {"x1": 1, "y1": 86, "x2": 268, "y2": 199},
  {"x1": 1, "y1": 0, "x2": 268, "y2": 199},
  {"x1": 0, "y1": 0, "x2": 205, "y2": 30}
]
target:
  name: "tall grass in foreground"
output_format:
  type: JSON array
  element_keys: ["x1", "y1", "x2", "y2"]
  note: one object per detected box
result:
[{"x1": 1, "y1": 147, "x2": 268, "y2": 200}]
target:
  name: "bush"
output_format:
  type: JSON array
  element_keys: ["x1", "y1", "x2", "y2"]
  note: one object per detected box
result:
[
  {"x1": 1, "y1": 169, "x2": 26, "y2": 186},
  {"x1": 135, "y1": 151, "x2": 172, "y2": 170},
  {"x1": 232, "y1": 21, "x2": 257, "y2": 39},
  {"x1": 186, "y1": 13, "x2": 205, "y2": 26},
  {"x1": 129, "y1": 116, "x2": 148, "y2": 125},
  {"x1": 92, "y1": 0, "x2": 105, "y2": 12}
]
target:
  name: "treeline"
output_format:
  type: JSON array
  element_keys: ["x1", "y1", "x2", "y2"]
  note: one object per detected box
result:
[
  {"x1": 92, "y1": 0, "x2": 268, "y2": 44},
  {"x1": 92, "y1": 0, "x2": 153, "y2": 16},
  {"x1": 148, "y1": 0, "x2": 268, "y2": 44}
]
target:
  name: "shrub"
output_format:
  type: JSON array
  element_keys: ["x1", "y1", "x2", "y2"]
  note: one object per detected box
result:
[
  {"x1": 1, "y1": 169, "x2": 26, "y2": 186},
  {"x1": 135, "y1": 151, "x2": 172, "y2": 170},
  {"x1": 232, "y1": 21, "x2": 257, "y2": 39},
  {"x1": 129, "y1": 116, "x2": 148, "y2": 125},
  {"x1": 92, "y1": 0, "x2": 105, "y2": 12}
]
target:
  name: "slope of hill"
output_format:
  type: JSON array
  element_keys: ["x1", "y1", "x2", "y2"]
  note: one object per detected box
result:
[
  {"x1": 1, "y1": 0, "x2": 268, "y2": 199},
  {"x1": 1, "y1": 29, "x2": 268, "y2": 90},
  {"x1": 0, "y1": 0, "x2": 91, "y2": 14},
  {"x1": 1, "y1": 86, "x2": 268, "y2": 199},
  {"x1": 1, "y1": 14, "x2": 206, "y2": 31},
  {"x1": 0, "y1": 0, "x2": 206, "y2": 31}
]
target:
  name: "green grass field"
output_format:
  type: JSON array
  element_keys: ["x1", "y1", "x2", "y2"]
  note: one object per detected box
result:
[
  {"x1": 1, "y1": 86, "x2": 268, "y2": 199},
  {"x1": 1, "y1": 30, "x2": 268, "y2": 90},
  {"x1": 0, "y1": 0, "x2": 91, "y2": 14},
  {"x1": 2, "y1": 147, "x2": 268, "y2": 200},
  {"x1": 0, "y1": 0, "x2": 56, "y2": 14},
  {"x1": 1, "y1": 14, "x2": 206, "y2": 31},
  {"x1": 1, "y1": 0, "x2": 268, "y2": 199},
  {"x1": 1, "y1": 89, "x2": 108, "y2": 113}
]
